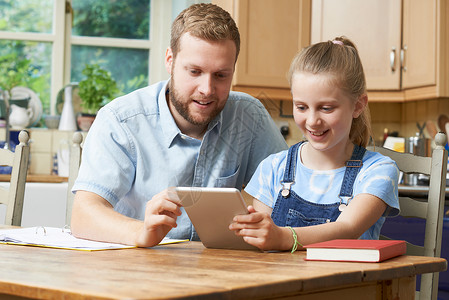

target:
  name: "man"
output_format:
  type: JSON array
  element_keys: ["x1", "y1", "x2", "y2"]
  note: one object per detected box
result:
[{"x1": 70, "y1": 3, "x2": 287, "y2": 247}]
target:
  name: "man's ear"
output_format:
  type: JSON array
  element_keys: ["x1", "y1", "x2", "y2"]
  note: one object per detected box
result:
[
  {"x1": 353, "y1": 94, "x2": 368, "y2": 118},
  {"x1": 165, "y1": 47, "x2": 174, "y2": 74}
]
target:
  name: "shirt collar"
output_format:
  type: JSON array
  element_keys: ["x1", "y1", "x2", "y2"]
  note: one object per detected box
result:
[
  {"x1": 159, "y1": 80, "x2": 181, "y2": 148},
  {"x1": 207, "y1": 112, "x2": 222, "y2": 135}
]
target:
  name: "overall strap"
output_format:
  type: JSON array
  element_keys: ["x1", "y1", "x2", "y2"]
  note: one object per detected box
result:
[
  {"x1": 280, "y1": 142, "x2": 303, "y2": 197},
  {"x1": 338, "y1": 144, "x2": 366, "y2": 198}
]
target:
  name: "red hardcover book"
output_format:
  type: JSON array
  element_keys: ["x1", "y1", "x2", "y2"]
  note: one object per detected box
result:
[{"x1": 304, "y1": 239, "x2": 406, "y2": 263}]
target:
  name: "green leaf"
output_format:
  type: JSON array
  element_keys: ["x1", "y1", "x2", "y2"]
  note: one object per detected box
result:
[{"x1": 78, "y1": 63, "x2": 120, "y2": 114}]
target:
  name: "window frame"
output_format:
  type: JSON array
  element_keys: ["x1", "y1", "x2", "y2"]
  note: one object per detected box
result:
[{"x1": 0, "y1": 0, "x2": 171, "y2": 115}]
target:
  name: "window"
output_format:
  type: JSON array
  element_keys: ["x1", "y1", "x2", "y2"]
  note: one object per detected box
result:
[
  {"x1": 0, "y1": 0, "x2": 54, "y2": 122},
  {"x1": 0, "y1": 0, "x2": 209, "y2": 124},
  {"x1": 70, "y1": 0, "x2": 151, "y2": 93},
  {"x1": 0, "y1": 0, "x2": 177, "y2": 122}
]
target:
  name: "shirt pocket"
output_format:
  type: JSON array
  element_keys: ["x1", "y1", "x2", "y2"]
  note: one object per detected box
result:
[
  {"x1": 214, "y1": 165, "x2": 240, "y2": 187},
  {"x1": 286, "y1": 208, "x2": 332, "y2": 227}
]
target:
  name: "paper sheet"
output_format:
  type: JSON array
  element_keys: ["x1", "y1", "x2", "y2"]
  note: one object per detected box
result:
[{"x1": 0, "y1": 227, "x2": 188, "y2": 251}]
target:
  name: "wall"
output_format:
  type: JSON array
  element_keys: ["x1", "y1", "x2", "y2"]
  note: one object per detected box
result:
[
  {"x1": 0, "y1": 128, "x2": 85, "y2": 175},
  {"x1": 371, "y1": 98, "x2": 449, "y2": 142},
  {"x1": 265, "y1": 98, "x2": 449, "y2": 147},
  {"x1": 258, "y1": 98, "x2": 300, "y2": 147},
  {"x1": 0, "y1": 98, "x2": 446, "y2": 174}
]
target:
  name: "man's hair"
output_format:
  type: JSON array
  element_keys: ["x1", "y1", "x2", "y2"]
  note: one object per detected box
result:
[{"x1": 170, "y1": 3, "x2": 240, "y2": 60}]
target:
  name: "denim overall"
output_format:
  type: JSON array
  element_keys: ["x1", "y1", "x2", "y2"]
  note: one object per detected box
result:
[{"x1": 271, "y1": 142, "x2": 366, "y2": 227}]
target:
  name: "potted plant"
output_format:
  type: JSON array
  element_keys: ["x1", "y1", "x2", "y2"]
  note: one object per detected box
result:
[
  {"x1": 77, "y1": 63, "x2": 120, "y2": 131},
  {"x1": 0, "y1": 53, "x2": 33, "y2": 97}
]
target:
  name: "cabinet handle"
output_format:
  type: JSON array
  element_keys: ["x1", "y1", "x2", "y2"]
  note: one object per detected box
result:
[
  {"x1": 401, "y1": 45, "x2": 407, "y2": 72},
  {"x1": 390, "y1": 47, "x2": 396, "y2": 72}
]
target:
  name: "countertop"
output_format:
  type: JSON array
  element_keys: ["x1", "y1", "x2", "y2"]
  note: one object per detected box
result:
[{"x1": 0, "y1": 174, "x2": 67, "y2": 183}]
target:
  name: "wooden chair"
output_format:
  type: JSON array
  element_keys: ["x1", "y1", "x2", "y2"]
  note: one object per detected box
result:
[
  {"x1": 0, "y1": 130, "x2": 30, "y2": 226},
  {"x1": 66, "y1": 131, "x2": 83, "y2": 225},
  {"x1": 368, "y1": 132, "x2": 448, "y2": 300}
]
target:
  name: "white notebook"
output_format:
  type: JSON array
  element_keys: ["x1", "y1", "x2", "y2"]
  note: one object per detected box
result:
[{"x1": 0, "y1": 227, "x2": 187, "y2": 251}]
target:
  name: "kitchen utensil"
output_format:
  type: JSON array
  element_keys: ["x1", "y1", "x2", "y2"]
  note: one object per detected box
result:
[
  {"x1": 426, "y1": 120, "x2": 438, "y2": 139},
  {"x1": 416, "y1": 122, "x2": 426, "y2": 138},
  {"x1": 8, "y1": 104, "x2": 33, "y2": 129},
  {"x1": 44, "y1": 115, "x2": 61, "y2": 129},
  {"x1": 11, "y1": 86, "x2": 43, "y2": 127},
  {"x1": 403, "y1": 135, "x2": 431, "y2": 185},
  {"x1": 438, "y1": 114, "x2": 449, "y2": 134}
]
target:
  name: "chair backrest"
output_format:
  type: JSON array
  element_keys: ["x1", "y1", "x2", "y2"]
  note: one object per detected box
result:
[
  {"x1": 0, "y1": 130, "x2": 30, "y2": 226},
  {"x1": 368, "y1": 132, "x2": 448, "y2": 300},
  {"x1": 66, "y1": 131, "x2": 83, "y2": 225}
]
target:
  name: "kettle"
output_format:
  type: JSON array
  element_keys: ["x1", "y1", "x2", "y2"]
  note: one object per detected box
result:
[{"x1": 9, "y1": 104, "x2": 33, "y2": 129}]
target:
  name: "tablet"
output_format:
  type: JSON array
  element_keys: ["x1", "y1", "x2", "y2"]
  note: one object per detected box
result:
[{"x1": 175, "y1": 187, "x2": 258, "y2": 250}]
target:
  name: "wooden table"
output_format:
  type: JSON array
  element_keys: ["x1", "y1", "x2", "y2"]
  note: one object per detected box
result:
[{"x1": 0, "y1": 241, "x2": 446, "y2": 300}]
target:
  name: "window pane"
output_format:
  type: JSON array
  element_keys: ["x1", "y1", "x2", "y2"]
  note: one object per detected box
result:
[
  {"x1": 72, "y1": 0, "x2": 150, "y2": 39},
  {"x1": 0, "y1": 0, "x2": 53, "y2": 33},
  {"x1": 71, "y1": 45, "x2": 149, "y2": 96},
  {"x1": 0, "y1": 40, "x2": 51, "y2": 120}
]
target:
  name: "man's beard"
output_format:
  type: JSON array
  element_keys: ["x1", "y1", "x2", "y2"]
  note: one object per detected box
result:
[{"x1": 168, "y1": 77, "x2": 224, "y2": 127}]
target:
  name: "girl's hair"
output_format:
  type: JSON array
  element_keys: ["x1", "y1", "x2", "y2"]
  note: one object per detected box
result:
[
  {"x1": 288, "y1": 36, "x2": 372, "y2": 147},
  {"x1": 170, "y1": 3, "x2": 240, "y2": 61}
]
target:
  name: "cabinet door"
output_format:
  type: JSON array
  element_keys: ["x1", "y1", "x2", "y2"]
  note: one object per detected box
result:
[
  {"x1": 311, "y1": 0, "x2": 402, "y2": 90},
  {"x1": 234, "y1": 0, "x2": 310, "y2": 88},
  {"x1": 402, "y1": 0, "x2": 436, "y2": 89}
]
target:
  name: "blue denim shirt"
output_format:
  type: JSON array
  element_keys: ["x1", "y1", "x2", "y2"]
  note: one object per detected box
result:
[{"x1": 72, "y1": 80, "x2": 287, "y2": 240}]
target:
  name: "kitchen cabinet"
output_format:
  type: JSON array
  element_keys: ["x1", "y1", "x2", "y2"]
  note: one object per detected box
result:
[
  {"x1": 213, "y1": 0, "x2": 311, "y2": 101},
  {"x1": 311, "y1": 0, "x2": 449, "y2": 102}
]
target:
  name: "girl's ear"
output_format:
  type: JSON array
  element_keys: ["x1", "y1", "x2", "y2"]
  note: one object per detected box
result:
[{"x1": 353, "y1": 94, "x2": 368, "y2": 118}]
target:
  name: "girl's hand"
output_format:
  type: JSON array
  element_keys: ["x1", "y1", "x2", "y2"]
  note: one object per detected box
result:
[{"x1": 229, "y1": 206, "x2": 291, "y2": 251}]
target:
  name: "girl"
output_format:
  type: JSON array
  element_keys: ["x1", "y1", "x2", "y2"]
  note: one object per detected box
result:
[{"x1": 230, "y1": 37, "x2": 400, "y2": 252}]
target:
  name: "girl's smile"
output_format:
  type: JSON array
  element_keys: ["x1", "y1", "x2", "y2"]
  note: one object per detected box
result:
[{"x1": 291, "y1": 72, "x2": 365, "y2": 169}]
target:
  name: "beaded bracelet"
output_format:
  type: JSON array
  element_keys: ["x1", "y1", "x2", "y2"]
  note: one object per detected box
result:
[{"x1": 286, "y1": 226, "x2": 302, "y2": 253}]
